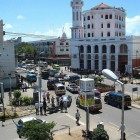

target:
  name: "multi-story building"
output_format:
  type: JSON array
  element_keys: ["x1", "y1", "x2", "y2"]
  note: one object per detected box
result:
[
  {"x1": 0, "y1": 20, "x2": 16, "y2": 89},
  {"x1": 29, "y1": 31, "x2": 71, "y2": 65},
  {"x1": 70, "y1": 0, "x2": 140, "y2": 74}
]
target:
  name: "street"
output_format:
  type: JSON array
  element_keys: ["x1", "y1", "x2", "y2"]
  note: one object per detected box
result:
[{"x1": 1, "y1": 68, "x2": 140, "y2": 140}]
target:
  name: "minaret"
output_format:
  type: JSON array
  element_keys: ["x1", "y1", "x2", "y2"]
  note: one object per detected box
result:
[{"x1": 71, "y1": 0, "x2": 84, "y2": 39}]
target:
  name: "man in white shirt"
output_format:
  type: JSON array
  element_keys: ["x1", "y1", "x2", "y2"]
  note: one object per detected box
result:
[
  {"x1": 39, "y1": 101, "x2": 43, "y2": 115},
  {"x1": 75, "y1": 109, "x2": 81, "y2": 125},
  {"x1": 35, "y1": 102, "x2": 39, "y2": 115}
]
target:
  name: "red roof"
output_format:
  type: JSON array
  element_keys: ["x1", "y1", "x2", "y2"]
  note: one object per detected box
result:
[{"x1": 91, "y1": 3, "x2": 112, "y2": 10}]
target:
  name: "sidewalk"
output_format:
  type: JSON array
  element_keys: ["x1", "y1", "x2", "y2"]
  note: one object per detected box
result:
[{"x1": 2, "y1": 81, "x2": 140, "y2": 140}]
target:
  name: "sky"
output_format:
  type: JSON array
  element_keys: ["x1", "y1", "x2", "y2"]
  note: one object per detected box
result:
[{"x1": 1, "y1": 0, "x2": 140, "y2": 42}]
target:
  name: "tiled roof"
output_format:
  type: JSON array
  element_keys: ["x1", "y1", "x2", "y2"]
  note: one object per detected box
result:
[{"x1": 91, "y1": 3, "x2": 112, "y2": 10}]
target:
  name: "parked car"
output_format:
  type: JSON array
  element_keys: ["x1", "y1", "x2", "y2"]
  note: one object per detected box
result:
[
  {"x1": 26, "y1": 73, "x2": 37, "y2": 82},
  {"x1": 63, "y1": 74, "x2": 70, "y2": 81},
  {"x1": 104, "y1": 91, "x2": 131, "y2": 109},
  {"x1": 17, "y1": 116, "x2": 48, "y2": 138},
  {"x1": 47, "y1": 78, "x2": 59, "y2": 90},
  {"x1": 66, "y1": 83, "x2": 79, "y2": 93},
  {"x1": 61, "y1": 95, "x2": 72, "y2": 107},
  {"x1": 69, "y1": 74, "x2": 80, "y2": 83},
  {"x1": 58, "y1": 78, "x2": 65, "y2": 85},
  {"x1": 54, "y1": 72, "x2": 66, "y2": 78}
]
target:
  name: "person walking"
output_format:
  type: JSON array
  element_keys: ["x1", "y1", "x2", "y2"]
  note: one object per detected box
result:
[
  {"x1": 63, "y1": 101, "x2": 67, "y2": 113},
  {"x1": 24, "y1": 83, "x2": 27, "y2": 92},
  {"x1": 35, "y1": 102, "x2": 39, "y2": 115},
  {"x1": 75, "y1": 109, "x2": 81, "y2": 125},
  {"x1": 43, "y1": 99, "x2": 47, "y2": 115},
  {"x1": 46, "y1": 91, "x2": 50, "y2": 103},
  {"x1": 60, "y1": 97, "x2": 63, "y2": 113},
  {"x1": 51, "y1": 96, "x2": 55, "y2": 106},
  {"x1": 39, "y1": 101, "x2": 43, "y2": 115}
]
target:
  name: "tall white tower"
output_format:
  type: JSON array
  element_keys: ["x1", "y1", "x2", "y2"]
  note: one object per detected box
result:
[{"x1": 71, "y1": 0, "x2": 84, "y2": 39}]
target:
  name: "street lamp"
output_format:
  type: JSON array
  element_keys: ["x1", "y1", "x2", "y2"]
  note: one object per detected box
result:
[
  {"x1": 102, "y1": 69, "x2": 125, "y2": 140},
  {"x1": 8, "y1": 73, "x2": 12, "y2": 100}
]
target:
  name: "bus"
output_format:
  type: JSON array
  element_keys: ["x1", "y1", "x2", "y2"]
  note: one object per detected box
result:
[{"x1": 52, "y1": 64, "x2": 60, "y2": 71}]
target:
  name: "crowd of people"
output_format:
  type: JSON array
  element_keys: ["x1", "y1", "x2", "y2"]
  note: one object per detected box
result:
[{"x1": 34, "y1": 92, "x2": 69, "y2": 115}]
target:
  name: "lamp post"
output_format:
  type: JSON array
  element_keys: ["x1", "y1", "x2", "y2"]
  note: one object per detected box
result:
[
  {"x1": 8, "y1": 73, "x2": 12, "y2": 100},
  {"x1": 102, "y1": 69, "x2": 125, "y2": 140}
]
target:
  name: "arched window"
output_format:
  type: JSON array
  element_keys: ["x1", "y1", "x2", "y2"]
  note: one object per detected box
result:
[
  {"x1": 120, "y1": 44, "x2": 128, "y2": 53},
  {"x1": 102, "y1": 45, "x2": 106, "y2": 53},
  {"x1": 87, "y1": 45, "x2": 91, "y2": 53},
  {"x1": 79, "y1": 45, "x2": 84, "y2": 53},
  {"x1": 95, "y1": 55, "x2": 98, "y2": 60},
  {"x1": 87, "y1": 16, "x2": 90, "y2": 20},
  {"x1": 107, "y1": 32, "x2": 110, "y2": 36},
  {"x1": 110, "y1": 45, "x2": 115, "y2": 53},
  {"x1": 94, "y1": 45, "x2": 99, "y2": 53},
  {"x1": 88, "y1": 33, "x2": 90, "y2": 37},
  {"x1": 76, "y1": 11, "x2": 78, "y2": 20},
  {"x1": 105, "y1": 15, "x2": 108, "y2": 19},
  {"x1": 87, "y1": 24, "x2": 90, "y2": 29},
  {"x1": 102, "y1": 55, "x2": 106, "y2": 60},
  {"x1": 109, "y1": 14, "x2": 112, "y2": 19},
  {"x1": 107, "y1": 23, "x2": 110, "y2": 28},
  {"x1": 87, "y1": 54, "x2": 91, "y2": 59}
]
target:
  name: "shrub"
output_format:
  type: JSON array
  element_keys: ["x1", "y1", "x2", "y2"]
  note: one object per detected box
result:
[
  {"x1": 92, "y1": 128, "x2": 109, "y2": 140},
  {"x1": 13, "y1": 90, "x2": 21, "y2": 100}
]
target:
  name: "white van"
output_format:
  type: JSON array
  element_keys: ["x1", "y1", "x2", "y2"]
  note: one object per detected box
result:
[{"x1": 54, "y1": 83, "x2": 66, "y2": 96}]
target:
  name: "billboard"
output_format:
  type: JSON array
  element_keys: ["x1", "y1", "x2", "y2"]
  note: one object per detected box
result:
[{"x1": 80, "y1": 91, "x2": 94, "y2": 107}]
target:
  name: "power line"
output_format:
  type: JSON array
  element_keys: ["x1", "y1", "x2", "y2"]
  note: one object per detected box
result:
[{"x1": 5, "y1": 32, "x2": 58, "y2": 39}]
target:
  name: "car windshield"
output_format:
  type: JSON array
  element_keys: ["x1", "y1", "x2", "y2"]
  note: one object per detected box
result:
[{"x1": 58, "y1": 86, "x2": 65, "y2": 90}]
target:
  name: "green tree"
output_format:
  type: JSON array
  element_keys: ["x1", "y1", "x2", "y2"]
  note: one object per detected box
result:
[
  {"x1": 19, "y1": 120, "x2": 55, "y2": 140},
  {"x1": 92, "y1": 128, "x2": 109, "y2": 140},
  {"x1": 13, "y1": 90, "x2": 21, "y2": 100}
]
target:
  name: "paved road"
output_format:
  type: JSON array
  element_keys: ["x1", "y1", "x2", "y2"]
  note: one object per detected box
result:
[{"x1": 1, "y1": 67, "x2": 140, "y2": 140}]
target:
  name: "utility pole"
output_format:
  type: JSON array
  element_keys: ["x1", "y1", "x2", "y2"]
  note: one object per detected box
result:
[{"x1": 0, "y1": 82, "x2": 5, "y2": 127}]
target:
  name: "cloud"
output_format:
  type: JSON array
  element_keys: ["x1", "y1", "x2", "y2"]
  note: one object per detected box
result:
[
  {"x1": 4, "y1": 24, "x2": 13, "y2": 29},
  {"x1": 16, "y1": 15, "x2": 25, "y2": 20},
  {"x1": 126, "y1": 15, "x2": 140, "y2": 36},
  {"x1": 46, "y1": 23, "x2": 72, "y2": 38}
]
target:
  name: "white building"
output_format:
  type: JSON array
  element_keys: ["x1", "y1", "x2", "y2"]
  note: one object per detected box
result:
[
  {"x1": 70, "y1": 0, "x2": 140, "y2": 74},
  {"x1": 0, "y1": 20, "x2": 16, "y2": 89}
]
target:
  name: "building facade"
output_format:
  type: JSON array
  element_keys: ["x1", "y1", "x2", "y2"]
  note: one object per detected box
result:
[
  {"x1": 0, "y1": 20, "x2": 16, "y2": 89},
  {"x1": 70, "y1": 0, "x2": 140, "y2": 74},
  {"x1": 29, "y1": 32, "x2": 71, "y2": 65}
]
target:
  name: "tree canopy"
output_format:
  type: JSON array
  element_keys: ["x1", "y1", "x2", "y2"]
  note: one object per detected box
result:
[{"x1": 19, "y1": 120, "x2": 55, "y2": 140}]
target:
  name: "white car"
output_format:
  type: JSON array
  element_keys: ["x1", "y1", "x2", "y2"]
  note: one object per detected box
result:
[
  {"x1": 17, "y1": 116, "x2": 48, "y2": 138},
  {"x1": 64, "y1": 74, "x2": 70, "y2": 81},
  {"x1": 66, "y1": 83, "x2": 79, "y2": 93}
]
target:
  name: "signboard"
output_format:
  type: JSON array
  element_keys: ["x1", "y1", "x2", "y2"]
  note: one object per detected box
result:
[
  {"x1": 132, "y1": 87, "x2": 138, "y2": 92},
  {"x1": 80, "y1": 91, "x2": 94, "y2": 107}
]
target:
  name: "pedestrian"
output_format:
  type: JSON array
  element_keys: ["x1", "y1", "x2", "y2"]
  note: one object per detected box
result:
[
  {"x1": 75, "y1": 109, "x2": 81, "y2": 125},
  {"x1": 46, "y1": 91, "x2": 50, "y2": 103},
  {"x1": 24, "y1": 83, "x2": 27, "y2": 92},
  {"x1": 39, "y1": 101, "x2": 43, "y2": 115},
  {"x1": 42, "y1": 92, "x2": 46, "y2": 100},
  {"x1": 60, "y1": 98, "x2": 63, "y2": 113},
  {"x1": 51, "y1": 96, "x2": 55, "y2": 106},
  {"x1": 35, "y1": 102, "x2": 39, "y2": 115},
  {"x1": 22, "y1": 83, "x2": 25, "y2": 92},
  {"x1": 43, "y1": 98, "x2": 47, "y2": 115},
  {"x1": 56, "y1": 96, "x2": 60, "y2": 106},
  {"x1": 63, "y1": 101, "x2": 67, "y2": 113}
]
